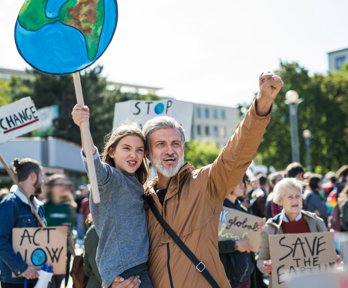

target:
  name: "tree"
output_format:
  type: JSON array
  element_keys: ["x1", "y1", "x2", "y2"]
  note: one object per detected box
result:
[
  {"x1": 0, "y1": 80, "x2": 11, "y2": 106},
  {"x1": 8, "y1": 66, "x2": 159, "y2": 150},
  {"x1": 248, "y1": 61, "x2": 348, "y2": 172},
  {"x1": 184, "y1": 140, "x2": 220, "y2": 168}
]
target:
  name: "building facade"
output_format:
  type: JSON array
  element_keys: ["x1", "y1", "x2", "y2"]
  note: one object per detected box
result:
[
  {"x1": 0, "y1": 67, "x2": 240, "y2": 179},
  {"x1": 328, "y1": 48, "x2": 348, "y2": 72},
  {"x1": 191, "y1": 103, "x2": 240, "y2": 148}
]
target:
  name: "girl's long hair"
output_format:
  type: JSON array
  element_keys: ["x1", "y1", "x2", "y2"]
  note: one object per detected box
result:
[{"x1": 101, "y1": 123, "x2": 149, "y2": 185}]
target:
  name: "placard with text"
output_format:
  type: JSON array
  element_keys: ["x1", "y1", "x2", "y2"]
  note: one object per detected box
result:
[
  {"x1": 0, "y1": 97, "x2": 41, "y2": 143},
  {"x1": 269, "y1": 232, "x2": 336, "y2": 288},
  {"x1": 218, "y1": 207, "x2": 263, "y2": 251},
  {"x1": 12, "y1": 226, "x2": 67, "y2": 275},
  {"x1": 113, "y1": 99, "x2": 193, "y2": 140}
]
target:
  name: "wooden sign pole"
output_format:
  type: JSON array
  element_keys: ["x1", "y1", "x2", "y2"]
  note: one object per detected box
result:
[
  {"x1": 0, "y1": 153, "x2": 18, "y2": 184},
  {"x1": 72, "y1": 72, "x2": 100, "y2": 203}
]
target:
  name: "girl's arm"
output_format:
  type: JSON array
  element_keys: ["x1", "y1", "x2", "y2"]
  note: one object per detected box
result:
[{"x1": 71, "y1": 104, "x2": 96, "y2": 155}]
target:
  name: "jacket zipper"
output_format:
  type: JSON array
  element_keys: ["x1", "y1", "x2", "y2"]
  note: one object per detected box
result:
[{"x1": 166, "y1": 243, "x2": 174, "y2": 288}]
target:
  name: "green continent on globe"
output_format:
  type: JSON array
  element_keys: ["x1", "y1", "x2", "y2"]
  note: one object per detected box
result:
[
  {"x1": 60, "y1": 0, "x2": 104, "y2": 60},
  {"x1": 18, "y1": 0, "x2": 54, "y2": 30},
  {"x1": 17, "y1": 0, "x2": 104, "y2": 60}
]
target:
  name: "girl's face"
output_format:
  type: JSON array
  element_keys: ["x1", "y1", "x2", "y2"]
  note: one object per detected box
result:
[
  {"x1": 279, "y1": 188, "x2": 303, "y2": 217},
  {"x1": 109, "y1": 135, "x2": 145, "y2": 174}
]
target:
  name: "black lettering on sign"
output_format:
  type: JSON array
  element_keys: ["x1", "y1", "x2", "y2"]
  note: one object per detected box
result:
[
  {"x1": 225, "y1": 216, "x2": 258, "y2": 231},
  {"x1": 166, "y1": 100, "x2": 173, "y2": 113},
  {"x1": 45, "y1": 246, "x2": 64, "y2": 263},
  {"x1": 276, "y1": 264, "x2": 286, "y2": 285},
  {"x1": 133, "y1": 102, "x2": 141, "y2": 115},
  {"x1": 278, "y1": 235, "x2": 327, "y2": 261},
  {"x1": 145, "y1": 102, "x2": 152, "y2": 114},
  {"x1": 20, "y1": 229, "x2": 33, "y2": 246}
]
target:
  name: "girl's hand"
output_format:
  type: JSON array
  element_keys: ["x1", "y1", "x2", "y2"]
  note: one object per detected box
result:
[{"x1": 71, "y1": 104, "x2": 90, "y2": 127}]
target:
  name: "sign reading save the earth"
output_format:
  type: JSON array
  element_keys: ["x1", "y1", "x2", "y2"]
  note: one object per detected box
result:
[{"x1": 15, "y1": 0, "x2": 118, "y2": 74}]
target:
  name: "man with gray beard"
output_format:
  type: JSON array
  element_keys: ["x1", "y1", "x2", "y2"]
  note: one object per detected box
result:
[{"x1": 113, "y1": 72, "x2": 283, "y2": 288}]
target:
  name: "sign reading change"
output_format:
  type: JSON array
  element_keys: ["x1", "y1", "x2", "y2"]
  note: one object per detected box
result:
[
  {"x1": 12, "y1": 227, "x2": 67, "y2": 275},
  {"x1": 269, "y1": 232, "x2": 336, "y2": 288},
  {"x1": 219, "y1": 207, "x2": 263, "y2": 251},
  {"x1": 0, "y1": 97, "x2": 41, "y2": 143}
]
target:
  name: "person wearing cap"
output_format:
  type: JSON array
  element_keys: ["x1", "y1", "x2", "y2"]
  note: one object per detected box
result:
[{"x1": 0, "y1": 158, "x2": 46, "y2": 288}]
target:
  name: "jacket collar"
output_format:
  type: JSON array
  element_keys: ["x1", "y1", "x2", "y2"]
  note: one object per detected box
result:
[
  {"x1": 268, "y1": 209, "x2": 316, "y2": 229},
  {"x1": 12, "y1": 185, "x2": 42, "y2": 211},
  {"x1": 144, "y1": 162, "x2": 194, "y2": 199}
]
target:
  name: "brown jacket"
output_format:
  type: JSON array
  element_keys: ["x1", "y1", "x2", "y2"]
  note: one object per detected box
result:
[
  {"x1": 144, "y1": 103, "x2": 271, "y2": 288},
  {"x1": 256, "y1": 210, "x2": 328, "y2": 288}
]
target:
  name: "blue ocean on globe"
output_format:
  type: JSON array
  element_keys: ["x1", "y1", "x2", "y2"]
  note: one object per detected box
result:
[{"x1": 15, "y1": 0, "x2": 118, "y2": 74}]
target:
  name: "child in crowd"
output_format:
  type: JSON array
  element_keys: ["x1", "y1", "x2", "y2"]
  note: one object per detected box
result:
[{"x1": 72, "y1": 104, "x2": 153, "y2": 288}]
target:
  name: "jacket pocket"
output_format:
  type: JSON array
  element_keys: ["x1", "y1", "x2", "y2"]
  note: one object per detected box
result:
[{"x1": 17, "y1": 214, "x2": 36, "y2": 227}]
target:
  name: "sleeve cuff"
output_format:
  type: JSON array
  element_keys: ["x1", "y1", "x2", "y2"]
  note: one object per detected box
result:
[
  {"x1": 81, "y1": 147, "x2": 99, "y2": 160},
  {"x1": 251, "y1": 99, "x2": 272, "y2": 119}
]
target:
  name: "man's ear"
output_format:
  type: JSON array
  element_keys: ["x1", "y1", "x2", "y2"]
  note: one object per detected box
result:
[{"x1": 29, "y1": 171, "x2": 37, "y2": 184}]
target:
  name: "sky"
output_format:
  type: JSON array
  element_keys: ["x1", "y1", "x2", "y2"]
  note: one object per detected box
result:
[{"x1": 1, "y1": 0, "x2": 348, "y2": 107}]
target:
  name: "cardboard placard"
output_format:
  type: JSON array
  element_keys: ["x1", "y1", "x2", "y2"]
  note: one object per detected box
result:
[
  {"x1": 12, "y1": 226, "x2": 67, "y2": 275},
  {"x1": 113, "y1": 99, "x2": 193, "y2": 140},
  {"x1": 286, "y1": 268, "x2": 348, "y2": 288},
  {"x1": 269, "y1": 232, "x2": 336, "y2": 288},
  {"x1": 219, "y1": 207, "x2": 263, "y2": 251},
  {"x1": 0, "y1": 97, "x2": 41, "y2": 143}
]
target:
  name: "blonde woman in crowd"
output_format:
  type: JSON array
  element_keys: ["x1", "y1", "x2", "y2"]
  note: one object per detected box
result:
[{"x1": 257, "y1": 177, "x2": 327, "y2": 287}]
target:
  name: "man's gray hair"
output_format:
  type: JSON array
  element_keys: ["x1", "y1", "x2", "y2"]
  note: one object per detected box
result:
[{"x1": 143, "y1": 116, "x2": 185, "y2": 150}]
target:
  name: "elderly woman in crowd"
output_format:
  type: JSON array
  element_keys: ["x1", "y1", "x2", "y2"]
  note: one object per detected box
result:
[{"x1": 256, "y1": 177, "x2": 327, "y2": 286}]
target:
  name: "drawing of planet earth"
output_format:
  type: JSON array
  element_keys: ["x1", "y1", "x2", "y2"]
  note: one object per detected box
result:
[{"x1": 15, "y1": 0, "x2": 117, "y2": 74}]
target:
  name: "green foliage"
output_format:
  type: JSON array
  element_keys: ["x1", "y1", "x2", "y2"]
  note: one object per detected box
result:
[
  {"x1": 253, "y1": 61, "x2": 348, "y2": 172},
  {"x1": 7, "y1": 65, "x2": 159, "y2": 150},
  {"x1": 0, "y1": 80, "x2": 11, "y2": 106},
  {"x1": 184, "y1": 140, "x2": 220, "y2": 168}
]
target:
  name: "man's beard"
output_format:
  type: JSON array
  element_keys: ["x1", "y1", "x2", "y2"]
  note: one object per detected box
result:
[{"x1": 151, "y1": 154, "x2": 184, "y2": 178}]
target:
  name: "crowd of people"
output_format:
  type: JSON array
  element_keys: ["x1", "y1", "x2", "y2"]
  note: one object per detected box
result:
[{"x1": 0, "y1": 72, "x2": 346, "y2": 288}]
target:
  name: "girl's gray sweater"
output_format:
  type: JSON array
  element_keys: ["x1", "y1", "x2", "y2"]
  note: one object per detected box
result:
[{"x1": 83, "y1": 150, "x2": 149, "y2": 288}]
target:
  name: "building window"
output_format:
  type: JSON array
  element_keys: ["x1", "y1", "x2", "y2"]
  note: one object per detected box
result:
[
  {"x1": 214, "y1": 126, "x2": 219, "y2": 137},
  {"x1": 213, "y1": 109, "x2": 218, "y2": 119},
  {"x1": 205, "y1": 126, "x2": 210, "y2": 136},
  {"x1": 196, "y1": 125, "x2": 201, "y2": 136},
  {"x1": 195, "y1": 107, "x2": 201, "y2": 118},
  {"x1": 221, "y1": 109, "x2": 226, "y2": 120},
  {"x1": 335, "y1": 56, "x2": 346, "y2": 70},
  {"x1": 204, "y1": 108, "x2": 210, "y2": 119}
]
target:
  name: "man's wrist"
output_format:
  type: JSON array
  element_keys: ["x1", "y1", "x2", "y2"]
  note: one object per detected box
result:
[{"x1": 255, "y1": 97, "x2": 272, "y2": 116}]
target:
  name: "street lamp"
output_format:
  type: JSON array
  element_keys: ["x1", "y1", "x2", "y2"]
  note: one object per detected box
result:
[
  {"x1": 285, "y1": 90, "x2": 303, "y2": 163},
  {"x1": 303, "y1": 129, "x2": 312, "y2": 171}
]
